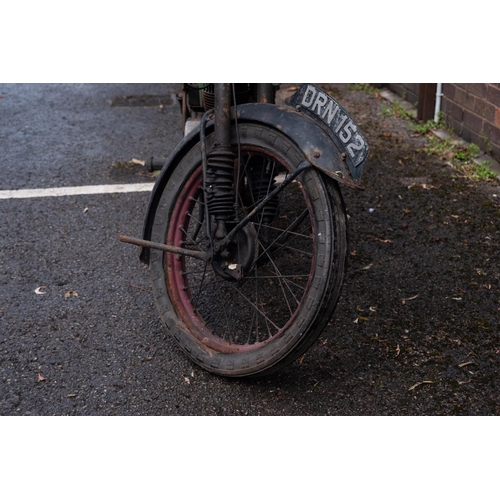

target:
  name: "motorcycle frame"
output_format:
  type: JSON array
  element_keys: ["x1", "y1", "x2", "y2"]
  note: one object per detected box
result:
[{"x1": 127, "y1": 83, "x2": 368, "y2": 265}]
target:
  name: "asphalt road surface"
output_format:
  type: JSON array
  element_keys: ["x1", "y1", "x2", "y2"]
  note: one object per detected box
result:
[
  {"x1": 2, "y1": 83, "x2": 500, "y2": 418},
  {"x1": 2, "y1": 83, "x2": 344, "y2": 416}
]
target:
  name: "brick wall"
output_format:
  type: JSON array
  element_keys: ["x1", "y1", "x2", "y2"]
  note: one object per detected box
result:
[
  {"x1": 441, "y1": 84, "x2": 500, "y2": 160},
  {"x1": 386, "y1": 84, "x2": 419, "y2": 107},
  {"x1": 381, "y1": 83, "x2": 500, "y2": 162}
]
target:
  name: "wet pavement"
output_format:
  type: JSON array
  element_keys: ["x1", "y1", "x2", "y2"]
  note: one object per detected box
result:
[{"x1": 1, "y1": 83, "x2": 499, "y2": 415}]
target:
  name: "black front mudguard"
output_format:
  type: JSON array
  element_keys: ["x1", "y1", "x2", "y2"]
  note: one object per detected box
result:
[{"x1": 140, "y1": 102, "x2": 368, "y2": 264}]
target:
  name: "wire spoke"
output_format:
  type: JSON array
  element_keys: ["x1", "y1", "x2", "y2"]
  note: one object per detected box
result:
[
  {"x1": 224, "y1": 280, "x2": 280, "y2": 331},
  {"x1": 176, "y1": 150, "x2": 316, "y2": 346},
  {"x1": 189, "y1": 262, "x2": 215, "y2": 307},
  {"x1": 254, "y1": 239, "x2": 299, "y2": 311}
]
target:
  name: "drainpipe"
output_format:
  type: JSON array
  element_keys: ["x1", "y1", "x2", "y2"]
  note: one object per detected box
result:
[{"x1": 434, "y1": 83, "x2": 443, "y2": 123}]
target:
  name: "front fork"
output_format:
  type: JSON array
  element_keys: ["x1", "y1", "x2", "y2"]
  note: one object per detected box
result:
[
  {"x1": 205, "y1": 84, "x2": 278, "y2": 241},
  {"x1": 204, "y1": 83, "x2": 236, "y2": 240}
]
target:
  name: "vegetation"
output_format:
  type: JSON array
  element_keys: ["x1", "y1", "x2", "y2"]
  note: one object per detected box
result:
[
  {"x1": 348, "y1": 83, "x2": 378, "y2": 94},
  {"x1": 423, "y1": 137, "x2": 497, "y2": 181},
  {"x1": 381, "y1": 101, "x2": 414, "y2": 120},
  {"x1": 351, "y1": 83, "x2": 499, "y2": 183}
]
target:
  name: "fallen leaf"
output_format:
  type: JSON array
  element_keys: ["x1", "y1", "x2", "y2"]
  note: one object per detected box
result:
[
  {"x1": 354, "y1": 315, "x2": 369, "y2": 323},
  {"x1": 458, "y1": 361, "x2": 475, "y2": 368},
  {"x1": 375, "y1": 238, "x2": 392, "y2": 243},
  {"x1": 361, "y1": 263, "x2": 373, "y2": 271},
  {"x1": 38, "y1": 373, "x2": 45, "y2": 382},
  {"x1": 64, "y1": 290, "x2": 78, "y2": 299},
  {"x1": 183, "y1": 376, "x2": 190, "y2": 385},
  {"x1": 35, "y1": 286, "x2": 48, "y2": 295},
  {"x1": 395, "y1": 344, "x2": 400, "y2": 357},
  {"x1": 408, "y1": 380, "x2": 433, "y2": 391},
  {"x1": 402, "y1": 294, "x2": 420, "y2": 304}
]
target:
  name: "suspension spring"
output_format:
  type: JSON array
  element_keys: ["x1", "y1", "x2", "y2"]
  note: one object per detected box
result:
[{"x1": 205, "y1": 145, "x2": 236, "y2": 234}]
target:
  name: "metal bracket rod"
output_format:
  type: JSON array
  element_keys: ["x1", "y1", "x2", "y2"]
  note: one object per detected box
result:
[{"x1": 119, "y1": 235, "x2": 212, "y2": 262}]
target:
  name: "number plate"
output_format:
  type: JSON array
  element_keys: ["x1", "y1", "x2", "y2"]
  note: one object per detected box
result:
[{"x1": 289, "y1": 84, "x2": 368, "y2": 169}]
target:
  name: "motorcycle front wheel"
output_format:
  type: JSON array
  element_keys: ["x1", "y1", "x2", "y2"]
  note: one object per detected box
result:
[{"x1": 149, "y1": 123, "x2": 347, "y2": 377}]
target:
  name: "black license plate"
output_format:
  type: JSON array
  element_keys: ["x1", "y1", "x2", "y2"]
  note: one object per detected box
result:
[{"x1": 289, "y1": 84, "x2": 368, "y2": 169}]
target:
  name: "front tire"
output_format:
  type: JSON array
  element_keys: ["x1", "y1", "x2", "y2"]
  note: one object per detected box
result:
[{"x1": 149, "y1": 123, "x2": 347, "y2": 377}]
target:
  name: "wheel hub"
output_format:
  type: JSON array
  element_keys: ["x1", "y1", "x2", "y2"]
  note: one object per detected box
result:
[{"x1": 211, "y1": 224, "x2": 258, "y2": 281}]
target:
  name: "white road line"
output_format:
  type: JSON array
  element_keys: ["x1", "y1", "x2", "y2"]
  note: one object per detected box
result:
[{"x1": 0, "y1": 183, "x2": 155, "y2": 200}]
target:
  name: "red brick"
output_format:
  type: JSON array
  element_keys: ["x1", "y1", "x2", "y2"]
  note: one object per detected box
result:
[
  {"x1": 496, "y1": 108, "x2": 500, "y2": 127},
  {"x1": 387, "y1": 84, "x2": 418, "y2": 105},
  {"x1": 469, "y1": 83, "x2": 488, "y2": 99},
  {"x1": 443, "y1": 83, "x2": 456, "y2": 101},
  {"x1": 487, "y1": 85, "x2": 500, "y2": 107},
  {"x1": 454, "y1": 87, "x2": 476, "y2": 112},
  {"x1": 442, "y1": 98, "x2": 464, "y2": 121},
  {"x1": 469, "y1": 130, "x2": 482, "y2": 148},
  {"x1": 458, "y1": 124, "x2": 472, "y2": 143},
  {"x1": 474, "y1": 98, "x2": 496, "y2": 122},
  {"x1": 463, "y1": 110, "x2": 483, "y2": 132},
  {"x1": 483, "y1": 122, "x2": 500, "y2": 146}
]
